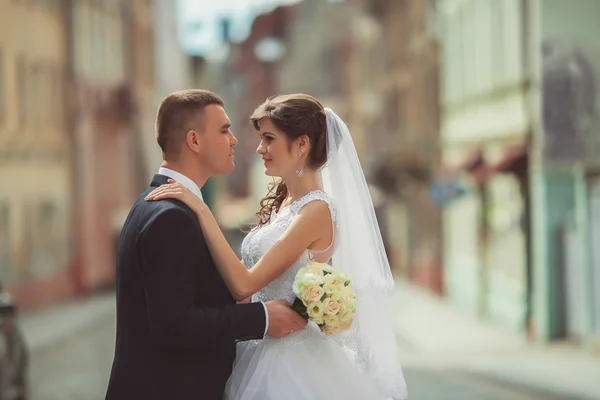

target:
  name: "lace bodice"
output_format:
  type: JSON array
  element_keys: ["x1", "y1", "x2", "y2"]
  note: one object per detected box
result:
[{"x1": 241, "y1": 190, "x2": 337, "y2": 304}]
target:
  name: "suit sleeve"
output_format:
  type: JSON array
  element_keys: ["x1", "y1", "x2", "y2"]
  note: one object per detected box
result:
[{"x1": 140, "y1": 207, "x2": 266, "y2": 349}]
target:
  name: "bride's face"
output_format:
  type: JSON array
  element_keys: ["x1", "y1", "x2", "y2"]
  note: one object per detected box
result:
[{"x1": 256, "y1": 119, "x2": 297, "y2": 178}]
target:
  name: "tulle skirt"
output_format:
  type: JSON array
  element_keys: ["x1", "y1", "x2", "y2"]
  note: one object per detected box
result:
[{"x1": 224, "y1": 323, "x2": 387, "y2": 400}]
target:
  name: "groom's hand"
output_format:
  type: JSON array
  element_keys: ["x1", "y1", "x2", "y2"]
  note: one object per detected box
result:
[{"x1": 265, "y1": 300, "x2": 308, "y2": 338}]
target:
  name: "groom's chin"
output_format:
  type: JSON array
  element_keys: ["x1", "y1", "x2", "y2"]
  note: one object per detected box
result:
[{"x1": 223, "y1": 165, "x2": 235, "y2": 175}]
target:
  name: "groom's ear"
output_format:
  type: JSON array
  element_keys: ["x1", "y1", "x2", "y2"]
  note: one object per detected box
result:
[{"x1": 185, "y1": 129, "x2": 202, "y2": 153}]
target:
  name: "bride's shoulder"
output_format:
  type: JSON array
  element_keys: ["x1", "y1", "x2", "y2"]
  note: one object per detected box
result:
[{"x1": 293, "y1": 190, "x2": 337, "y2": 222}]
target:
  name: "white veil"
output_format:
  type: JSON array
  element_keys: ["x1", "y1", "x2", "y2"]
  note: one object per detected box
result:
[{"x1": 321, "y1": 108, "x2": 407, "y2": 400}]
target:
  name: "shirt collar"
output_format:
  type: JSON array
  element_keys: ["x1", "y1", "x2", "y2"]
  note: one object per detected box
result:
[{"x1": 157, "y1": 167, "x2": 204, "y2": 200}]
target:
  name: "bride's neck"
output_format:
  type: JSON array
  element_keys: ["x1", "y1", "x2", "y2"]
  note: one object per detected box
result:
[{"x1": 284, "y1": 171, "x2": 322, "y2": 202}]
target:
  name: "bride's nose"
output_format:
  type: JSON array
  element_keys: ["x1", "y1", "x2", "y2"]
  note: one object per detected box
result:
[{"x1": 256, "y1": 143, "x2": 266, "y2": 154}]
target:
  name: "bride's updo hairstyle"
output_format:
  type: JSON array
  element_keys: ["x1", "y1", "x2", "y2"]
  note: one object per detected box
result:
[{"x1": 250, "y1": 93, "x2": 328, "y2": 226}]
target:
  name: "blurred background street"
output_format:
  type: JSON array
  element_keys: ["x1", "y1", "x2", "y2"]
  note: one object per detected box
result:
[{"x1": 1, "y1": 0, "x2": 600, "y2": 398}]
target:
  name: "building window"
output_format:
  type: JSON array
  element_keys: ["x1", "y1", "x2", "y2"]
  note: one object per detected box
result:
[
  {"x1": 30, "y1": 200, "x2": 60, "y2": 276},
  {"x1": 17, "y1": 56, "x2": 28, "y2": 126},
  {"x1": 52, "y1": 65, "x2": 64, "y2": 128},
  {"x1": 0, "y1": 201, "x2": 11, "y2": 282},
  {"x1": 491, "y1": 0, "x2": 505, "y2": 87},
  {"x1": 0, "y1": 48, "x2": 5, "y2": 120}
]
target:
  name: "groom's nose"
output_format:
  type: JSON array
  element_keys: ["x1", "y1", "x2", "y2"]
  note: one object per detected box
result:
[{"x1": 229, "y1": 132, "x2": 238, "y2": 146}]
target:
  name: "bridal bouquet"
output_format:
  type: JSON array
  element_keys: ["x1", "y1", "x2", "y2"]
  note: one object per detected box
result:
[{"x1": 291, "y1": 262, "x2": 357, "y2": 336}]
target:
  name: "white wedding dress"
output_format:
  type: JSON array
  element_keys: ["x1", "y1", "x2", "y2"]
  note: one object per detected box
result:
[{"x1": 225, "y1": 190, "x2": 390, "y2": 400}]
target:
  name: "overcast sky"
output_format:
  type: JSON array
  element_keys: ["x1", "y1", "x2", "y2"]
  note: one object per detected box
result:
[{"x1": 178, "y1": 0, "x2": 302, "y2": 55}]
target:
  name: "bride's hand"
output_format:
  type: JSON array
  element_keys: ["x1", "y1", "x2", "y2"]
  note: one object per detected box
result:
[{"x1": 145, "y1": 179, "x2": 206, "y2": 214}]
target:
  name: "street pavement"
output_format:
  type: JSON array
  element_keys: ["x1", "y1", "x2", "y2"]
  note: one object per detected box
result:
[
  {"x1": 28, "y1": 311, "x2": 114, "y2": 400},
  {"x1": 23, "y1": 295, "x2": 582, "y2": 400}
]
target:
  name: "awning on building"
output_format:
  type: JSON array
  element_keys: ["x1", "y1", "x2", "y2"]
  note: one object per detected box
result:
[
  {"x1": 494, "y1": 142, "x2": 528, "y2": 176},
  {"x1": 430, "y1": 143, "x2": 529, "y2": 207}
]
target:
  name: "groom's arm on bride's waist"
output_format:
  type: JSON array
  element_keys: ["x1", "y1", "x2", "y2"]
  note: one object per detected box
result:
[{"x1": 140, "y1": 207, "x2": 266, "y2": 348}]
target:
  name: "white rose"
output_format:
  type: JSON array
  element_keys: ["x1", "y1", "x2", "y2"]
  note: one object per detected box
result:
[
  {"x1": 322, "y1": 297, "x2": 341, "y2": 316},
  {"x1": 306, "y1": 301, "x2": 325, "y2": 320},
  {"x1": 333, "y1": 269, "x2": 350, "y2": 281},
  {"x1": 323, "y1": 273, "x2": 343, "y2": 287},
  {"x1": 296, "y1": 266, "x2": 310, "y2": 278},
  {"x1": 292, "y1": 279, "x2": 305, "y2": 297},
  {"x1": 321, "y1": 264, "x2": 334, "y2": 274},
  {"x1": 323, "y1": 283, "x2": 342, "y2": 301},
  {"x1": 305, "y1": 263, "x2": 325, "y2": 277},
  {"x1": 302, "y1": 273, "x2": 325, "y2": 287},
  {"x1": 302, "y1": 284, "x2": 325, "y2": 304}
]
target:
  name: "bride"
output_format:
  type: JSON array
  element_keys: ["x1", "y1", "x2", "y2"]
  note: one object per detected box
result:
[{"x1": 146, "y1": 94, "x2": 407, "y2": 400}]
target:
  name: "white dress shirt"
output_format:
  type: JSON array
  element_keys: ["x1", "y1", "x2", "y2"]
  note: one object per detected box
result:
[{"x1": 157, "y1": 167, "x2": 269, "y2": 337}]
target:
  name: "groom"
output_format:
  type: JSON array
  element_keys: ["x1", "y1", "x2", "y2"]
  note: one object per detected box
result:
[{"x1": 105, "y1": 90, "x2": 307, "y2": 400}]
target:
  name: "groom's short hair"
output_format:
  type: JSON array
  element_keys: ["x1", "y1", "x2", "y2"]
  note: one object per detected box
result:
[{"x1": 155, "y1": 89, "x2": 224, "y2": 159}]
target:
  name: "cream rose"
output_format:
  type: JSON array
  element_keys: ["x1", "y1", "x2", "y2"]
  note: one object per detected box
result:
[
  {"x1": 323, "y1": 324, "x2": 344, "y2": 336},
  {"x1": 339, "y1": 307, "x2": 353, "y2": 323},
  {"x1": 339, "y1": 286, "x2": 356, "y2": 306},
  {"x1": 340, "y1": 316, "x2": 354, "y2": 331},
  {"x1": 323, "y1": 314, "x2": 342, "y2": 328},
  {"x1": 323, "y1": 312, "x2": 352, "y2": 335},
  {"x1": 323, "y1": 297, "x2": 341, "y2": 316},
  {"x1": 302, "y1": 284, "x2": 325, "y2": 304}
]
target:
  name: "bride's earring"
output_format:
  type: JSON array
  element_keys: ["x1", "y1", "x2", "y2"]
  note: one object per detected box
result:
[{"x1": 296, "y1": 149, "x2": 305, "y2": 177}]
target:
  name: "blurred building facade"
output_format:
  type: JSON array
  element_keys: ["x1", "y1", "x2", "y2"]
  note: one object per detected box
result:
[
  {"x1": 2, "y1": 0, "x2": 157, "y2": 308},
  {"x1": 0, "y1": 1, "x2": 73, "y2": 306},
  {"x1": 436, "y1": 0, "x2": 600, "y2": 350},
  {"x1": 361, "y1": 0, "x2": 442, "y2": 292},
  {"x1": 437, "y1": 0, "x2": 532, "y2": 335},
  {"x1": 532, "y1": 0, "x2": 600, "y2": 348}
]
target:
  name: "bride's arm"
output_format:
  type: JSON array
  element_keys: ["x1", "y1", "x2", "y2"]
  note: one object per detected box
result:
[{"x1": 146, "y1": 181, "x2": 330, "y2": 300}]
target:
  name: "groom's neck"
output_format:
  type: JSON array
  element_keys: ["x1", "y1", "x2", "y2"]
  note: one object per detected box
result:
[{"x1": 160, "y1": 160, "x2": 208, "y2": 189}]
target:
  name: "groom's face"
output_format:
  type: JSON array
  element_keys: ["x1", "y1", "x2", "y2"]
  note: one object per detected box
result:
[{"x1": 196, "y1": 104, "x2": 238, "y2": 176}]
